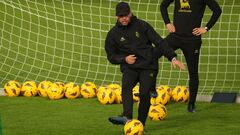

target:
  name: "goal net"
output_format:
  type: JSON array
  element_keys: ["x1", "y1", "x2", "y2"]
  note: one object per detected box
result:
[{"x1": 0, "y1": 0, "x2": 239, "y2": 95}]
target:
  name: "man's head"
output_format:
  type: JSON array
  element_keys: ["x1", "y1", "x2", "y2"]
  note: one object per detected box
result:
[{"x1": 116, "y1": 2, "x2": 132, "y2": 26}]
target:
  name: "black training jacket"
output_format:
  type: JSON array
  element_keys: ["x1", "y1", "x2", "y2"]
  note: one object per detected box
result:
[{"x1": 105, "y1": 16, "x2": 176, "y2": 71}]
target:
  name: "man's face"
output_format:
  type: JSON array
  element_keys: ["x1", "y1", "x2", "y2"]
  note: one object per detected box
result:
[{"x1": 117, "y1": 13, "x2": 132, "y2": 26}]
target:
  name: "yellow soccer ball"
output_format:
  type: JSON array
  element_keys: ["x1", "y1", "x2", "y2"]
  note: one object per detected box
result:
[
  {"x1": 97, "y1": 88, "x2": 116, "y2": 105},
  {"x1": 181, "y1": 86, "x2": 190, "y2": 102},
  {"x1": 81, "y1": 82, "x2": 97, "y2": 98},
  {"x1": 148, "y1": 104, "x2": 167, "y2": 121},
  {"x1": 38, "y1": 81, "x2": 52, "y2": 97},
  {"x1": 64, "y1": 82, "x2": 80, "y2": 99},
  {"x1": 113, "y1": 88, "x2": 122, "y2": 104},
  {"x1": 55, "y1": 82, "x2": 65, "y2": 89},
  {"x1": 21, "y1": 81, "x2": 38, "y2": 97},
  {"x1": 108, "y1": 84, "x2": 122, "y2": 104},
  {"x1": 4, "y1": 80, "x2": 21, "y2": 97},
  {"x1": 150, "y1": 90, "x2": 171, "y2": 105},
  {"x1": 133, "y1": 85, "x2": 140, "y2": 102},
  {"x1": 97, "y1": 85, "x2": 108, "y2": 96},
  {"x1": 108, "y1": 83, "x2": 121, "y2": 91},
  {"x1": 124, "y1": 119, "x2": 144, "y2": 135},
  {"x1": 47, "y1": 83, "x2": 64, "y2": 100},
  {"x1": 156, "y1": 85, "x2": 172, "y2": 96},
  {"x1": 172, "y1": 86, "x2": 189, "y2": 102}
]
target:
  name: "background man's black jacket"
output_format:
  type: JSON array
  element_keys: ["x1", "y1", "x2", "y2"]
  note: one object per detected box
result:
[{"x1": 160, "y1": 0, "x2": 222, "y2": 40}]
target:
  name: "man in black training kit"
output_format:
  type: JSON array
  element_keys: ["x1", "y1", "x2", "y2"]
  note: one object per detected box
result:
[
  {"x1": 105, "y1": 2, "x2": 185, "y2": 127},
  {"x1": 160, "y1": 0, "x2": 222, "y2": 112}
]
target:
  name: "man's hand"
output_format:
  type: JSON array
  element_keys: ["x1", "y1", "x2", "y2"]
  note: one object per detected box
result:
[
  {"x1": 192, "y1": 27, "x2": 207, "y2": 36},
  {"x1": 125, "y1": 55, "x2": 137, "y2": 64},
  {"x1": 171, "y1": 58, "x2": 185, "y2": 70},
  {"x1": 166, "y1": 23, "x2": 176, "y2": 33}
]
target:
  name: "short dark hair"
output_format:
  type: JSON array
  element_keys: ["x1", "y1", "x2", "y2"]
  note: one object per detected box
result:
[{"x1": 115, "y1": 2, "x2": 131, "y2": 16}]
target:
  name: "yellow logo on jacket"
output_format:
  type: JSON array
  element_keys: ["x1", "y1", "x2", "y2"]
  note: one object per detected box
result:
[{"x1": 179, "y1": 0, "x2": 192, "y2": 12}]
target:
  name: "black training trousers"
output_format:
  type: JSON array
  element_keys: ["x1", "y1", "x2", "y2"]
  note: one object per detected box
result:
[
  {"x1": 121, "y1": 68, "x2": 158, "y2": 126},
  {"x1": 165, "y1": 34, "x2": 201, "y2": 105}
]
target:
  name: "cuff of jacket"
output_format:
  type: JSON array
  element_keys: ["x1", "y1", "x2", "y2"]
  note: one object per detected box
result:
[{"x1": 168, "y1": 53, "x2": 177, "y2": 62}]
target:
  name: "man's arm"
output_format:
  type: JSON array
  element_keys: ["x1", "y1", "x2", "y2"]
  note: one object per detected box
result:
[
  {"x1": 144, "y1": 22, "x2": 185, "y2": 70},
  {"x1": 160, "y1": 0, "x2": 174, "y2": 25},
  {"x1": 105, "y1": 32, "x2": 126, "y2": 65},
  {"x1": 192, "y1": 0, "x2": 222, "y2": 36},
  {"x1": 204, "y1": 0, "x2": 222, "y2": 31},
  {"x1": 144, "y1": 22, "x2": 176, "y2": 61}
]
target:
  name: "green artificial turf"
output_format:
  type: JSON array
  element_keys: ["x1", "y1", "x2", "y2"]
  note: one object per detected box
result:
[{"x1": 0, "y1": 96, "x2": 239, "y2": 135}]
